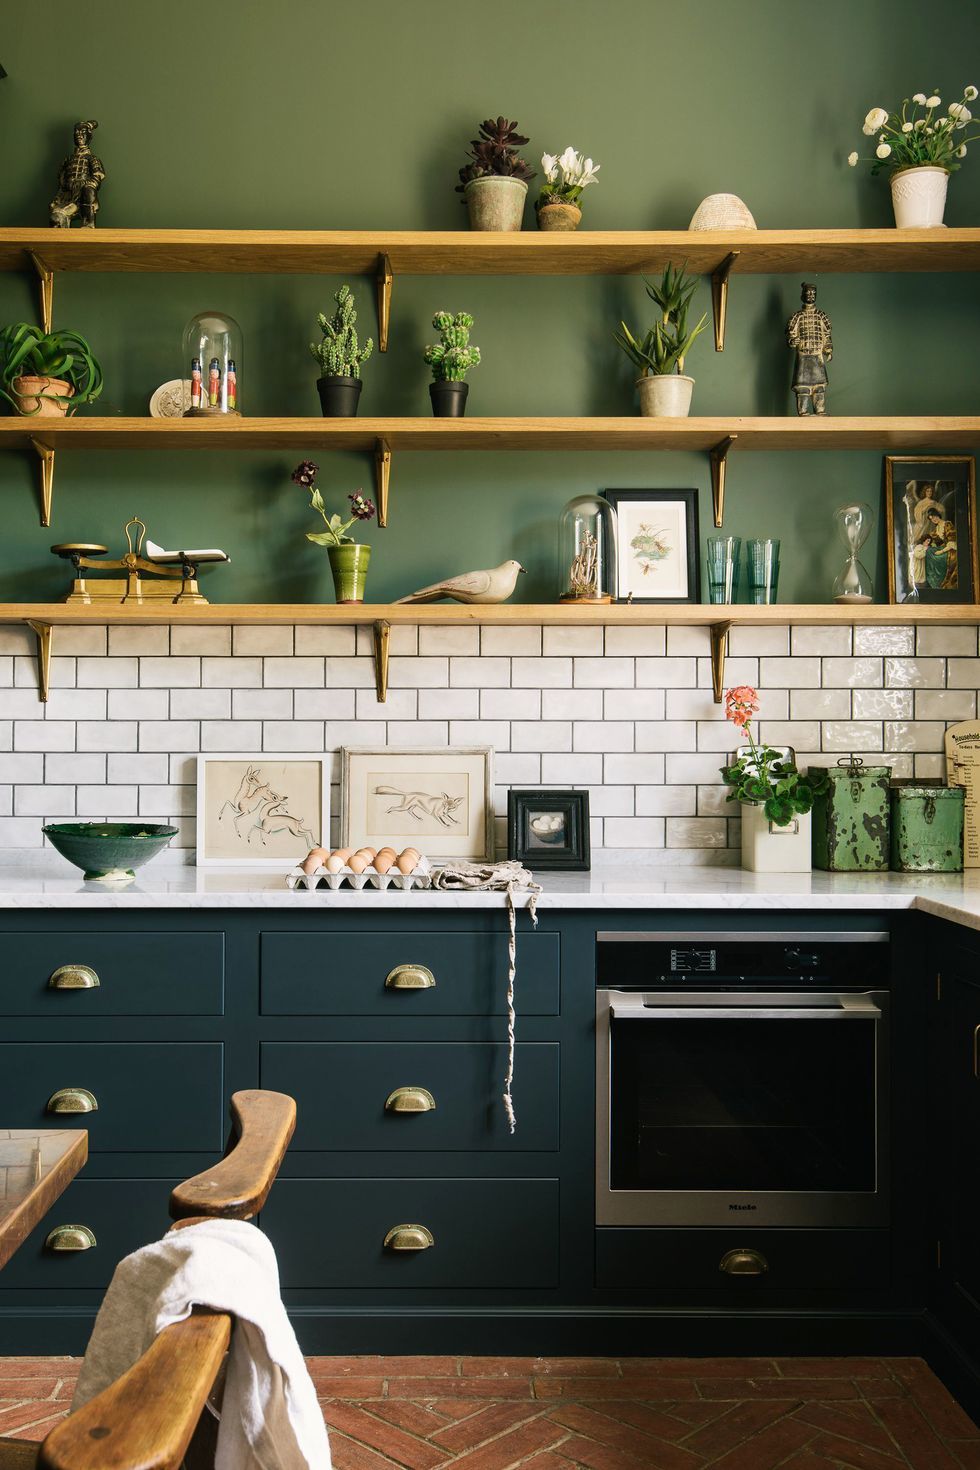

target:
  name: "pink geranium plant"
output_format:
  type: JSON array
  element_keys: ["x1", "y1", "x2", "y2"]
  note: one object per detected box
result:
[{"x1": 720, "y1": 684, "x2": 827, "y2": 827}]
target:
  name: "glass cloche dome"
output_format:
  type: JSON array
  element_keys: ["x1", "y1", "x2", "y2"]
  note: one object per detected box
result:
[
  {"x1": 558, "y1": 494, "x2": 618, "y2": 603},
  {"x1": 182, "y1": 311, "x2": 242, "y2": 417}
]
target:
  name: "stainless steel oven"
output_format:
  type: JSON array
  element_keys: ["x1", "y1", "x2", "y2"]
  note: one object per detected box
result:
[{"x1": 596, "y1": 931, "x2": 890, "y2": 1228}]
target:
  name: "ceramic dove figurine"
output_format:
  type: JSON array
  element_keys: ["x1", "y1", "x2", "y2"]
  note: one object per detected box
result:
[{"x1": 396, "y1": 560, "x2": 525, "y2": 605}]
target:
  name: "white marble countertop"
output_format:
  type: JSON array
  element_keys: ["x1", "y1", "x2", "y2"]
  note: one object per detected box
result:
[{"x1": 2, "y1": 862, "x2": 980, "y2": 932}]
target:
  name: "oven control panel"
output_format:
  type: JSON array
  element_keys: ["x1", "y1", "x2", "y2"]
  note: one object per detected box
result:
[{"x1": 597, "y1": 931, "x2": 889, "y2": 989}]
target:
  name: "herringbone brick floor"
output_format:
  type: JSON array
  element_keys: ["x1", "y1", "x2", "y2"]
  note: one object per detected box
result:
[{"x1": 0, "y1": 1354, "x2": 977, "y2": 1467}]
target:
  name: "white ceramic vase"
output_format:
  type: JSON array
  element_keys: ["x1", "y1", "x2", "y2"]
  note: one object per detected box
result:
[
  {"x1": 464, "y1": 177, "x2": 528, "y2": 232},
  {"x1": 889, "y1": 166, "x2": 949, "y2": 229},
  {"x1": 637, "y1": 373, "x2": 694, "y2": 418},
  {"x1": 740, "y1": 803, "x2": 812, "y2": 873}
]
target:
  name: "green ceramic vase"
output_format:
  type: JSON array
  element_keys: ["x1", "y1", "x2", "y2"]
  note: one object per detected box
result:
[{"x1": 328, "y1": 543, "x2": 371, "y2": 603}]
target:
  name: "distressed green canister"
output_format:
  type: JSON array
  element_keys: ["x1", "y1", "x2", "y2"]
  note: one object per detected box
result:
[
  {"x1": 889, "y1": 780, "x2": 964, "y2": 873},
  {"x1": 810, "y1": 757, "x2": 892, "y2": 872}
]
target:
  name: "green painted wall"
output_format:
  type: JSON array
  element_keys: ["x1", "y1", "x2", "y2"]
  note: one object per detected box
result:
[{"x1": 1, "y1": 0, "x2": 978, "y2": 605}]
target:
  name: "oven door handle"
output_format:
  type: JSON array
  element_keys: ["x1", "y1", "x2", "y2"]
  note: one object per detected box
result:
[{"x1": 609, "y1": 996, "x2": 882, "y2": 1021}]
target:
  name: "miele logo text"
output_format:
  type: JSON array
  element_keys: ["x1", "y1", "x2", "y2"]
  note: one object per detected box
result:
[{"x1": 729, "y1": 1203, "x2": 757, "y2": 1211}]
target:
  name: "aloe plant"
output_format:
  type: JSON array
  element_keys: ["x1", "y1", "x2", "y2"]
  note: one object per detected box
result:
[
  {"x1": 614, "y1": 263, "x2": 708, "y2": 376},
  {"x1": 0, "y1": 323, "x2": 103, "y2": 412}
]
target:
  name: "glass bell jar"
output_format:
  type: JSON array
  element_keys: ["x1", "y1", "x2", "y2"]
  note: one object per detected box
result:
[
  {"x1": 832, "y1": 501, "x2": 874, "y2": 604},
  {"x1": 558, "y1": 494, "x2": 618, "y2": 603},
  {"x1": 182, "y1": 311, "x2": 242, "y2": 417}
]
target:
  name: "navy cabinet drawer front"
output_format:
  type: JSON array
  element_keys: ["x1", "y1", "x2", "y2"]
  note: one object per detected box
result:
[
  {"x1": 265, "y1": 1179, "x2": 559, "y2": 1289},
  {"x1": 0, "y1": 933, "x2": 224, "y2": 1016},
  {"x1": 0, "y1": 1043, "x2": 224, "y2": 1152},
  {"x1": 0, "y1": 1179, "x2": 171, "y2": 1289},
  {"x1": 260, "y1": 932, "x2": 559, "y2": 1016},
  {"x1": 595, "y1": 1229, "x2": 890, "y2": 1291},
  {"x1": 260, "y1": 1042, "x2": 559, "y2": 1151}
]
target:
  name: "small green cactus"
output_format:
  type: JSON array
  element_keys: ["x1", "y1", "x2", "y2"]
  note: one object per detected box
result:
[
  {"x1": 423, "y1": 310, "x2": 482, "y2": 382},
  {"x1": 310, "y1": 285, "x2": 374, "y2": 378}
]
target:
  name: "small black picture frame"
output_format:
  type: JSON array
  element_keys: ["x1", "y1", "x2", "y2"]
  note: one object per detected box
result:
[
  {"x1": 507, "y1": 789, "x2": 591, "y2": 871},
  {"x1": 602, "y1": 488, "x2": 700, "y2": 604}
]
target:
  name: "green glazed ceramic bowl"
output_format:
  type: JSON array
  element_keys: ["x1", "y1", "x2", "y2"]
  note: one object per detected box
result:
[{"x1": 42, "y1": 822, "x2": 178, "y2": 882}]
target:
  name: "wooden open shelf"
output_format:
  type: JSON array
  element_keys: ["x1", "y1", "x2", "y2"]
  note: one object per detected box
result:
[
  {"x1": 7, "y1": 416, "x2": 980, "y2": 531},
  {"x1": 7, "y1": 601, "x2": 979, "y2": 707}
]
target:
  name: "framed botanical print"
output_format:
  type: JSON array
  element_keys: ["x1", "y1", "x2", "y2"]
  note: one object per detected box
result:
[
  {"x1": 884, "y1": 456, "x2": 979, "y2": 605},
  {"x1": 341, "y1": 747, "x2": 494, "y2": 860},
  {"x1": 195, "y1": 754, "x2": 329, "y2": 867},
  {"x1": 602, "y1": 489, "x2": 700, "y2": 603},
  {"x1": 507, "y1": 790, "x2": 591, "y2": 871}
]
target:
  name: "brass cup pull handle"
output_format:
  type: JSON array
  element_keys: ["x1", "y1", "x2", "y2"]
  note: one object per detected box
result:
[
  {"x1": 383, "y1": 1224, "x2": 434, "y2": 1252},
  {"x1": 48, "y1": 964, "x2": 100, "y2": 990},
  {"x1": 44, "y1": 1224, "x2": 97, "y2": 1252},
  {"x1": 385, "y1": 1087, "x2": 436, "y2": 1114},
  {"x1": 46, "y1": 1087, "x2": 98, "y2": 1115},
  {"x1": 385, "y1": 964, "x2": 436, "y2": 991},
  {"x1": 720, "y1": 1247, "x2": 769, "y2": 1277}
]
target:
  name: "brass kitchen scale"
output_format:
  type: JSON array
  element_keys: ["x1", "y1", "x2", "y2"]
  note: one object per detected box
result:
[{"x1": 51, "y1": 516, "x2": 230, "y2": 605}]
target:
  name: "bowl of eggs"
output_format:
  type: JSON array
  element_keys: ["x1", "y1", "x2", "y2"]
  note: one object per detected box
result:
[{"x1": 288, "y1": 845, "x2": 430, "y2": 892}]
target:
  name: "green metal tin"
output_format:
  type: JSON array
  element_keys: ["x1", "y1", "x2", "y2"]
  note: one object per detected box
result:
[
  {"x1": 810, "y1": 758, "x2": 892, "y2": 872},
  {"x1": 889, "y1": 780, "x2": 964, "y2": 873}
]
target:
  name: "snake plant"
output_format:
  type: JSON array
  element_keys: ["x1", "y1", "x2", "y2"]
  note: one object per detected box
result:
[{"x1": 0, "y1": 323, "x2": 104, "y2": 413}]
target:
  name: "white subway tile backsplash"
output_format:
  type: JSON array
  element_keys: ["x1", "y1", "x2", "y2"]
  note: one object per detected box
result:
[
  {"x1": 14, "y1": 785, "x2": 75, "y2": 816},
  {"x1": 604, "y1": 627, "x2": 666, "y2": 656},
  {"x1": 915, "y1": 689, "x2": 976, "y2": 720},
  {"x1": 603, "y1": 689, "x2": 666, "y2": 720},
  {"x1": 574, "y1": 721, "x2": 632, "y2": 752},
  {"x1": 199, "y1": 722, "x2": 262, "y2": 751},
  {"x1": 512, "y1": 721, "x2": 570, "y2": 752},
  {"x1": 493, "y1": 753, "x2": 541, "y2": 785},
  {"x1": 667, "y1": 817, "x2": 727, "y2": 848},
  {"x1": 107, "y1": 753, "x2": 169, "y2": 784},
  {"x1": 914, "y1": 754, "x2": 945, "y2": 778},
  {"x1": 139, "y1": 657, "x2": 202, "y2": 688},
  {"x1": 822, "y1": 657, "x2": 882, "y2": 688},
  {"x1": 170, "y1": 688, "x2": 231, "y2": 720},
  {"x1": 420, "y1": 689, "x2": 480, "y2": 720},
  {"x1": 853, "y1": 626, "x2": 915, "y2": 656},
  {"x1": 884, "y1": 721, "x2": 947, "y2": 752},
  {"x1": 666, "y1": 627, "x2": 710, "y2": 655},
  {"x1": 511, "y1": 658, "x2": 571, "y2": 688},
  {"x1": 0, "y1": 628, "x2": 33, "y2": 655},
  {"x1": 261, "y1": 721, "x2": 325, "y2": 751},
  {"x1": 728, "y1": 626, "x2": 790, "y2": 656},
  {"x1": 44, "y1": 689, "x2": 107, "y2": 721},
  {"x1": 482, "y1": 689, "x2": 543, "y2": 720},
  {"x1": 791, "y1": 626, "x2": 852, "y2": 656},
  {"x1": 636, "y1": 657, "x2": 697, "y2": 688},
  {"x1": 589, "y1": 785, "x2": 635, "y2": 815},
  {"x1": 323, "y1": 721, "x2": 386, "y2": 747},
  {"x1": 108, "y1": 627, "x2": 169, "y2": 656},
  {"x1": 636, "y1": 721, "x2": 697, "y2": 752},
  {"x1": 604, "y1": 753, "x2": 666, "y2": 784},
  {"x1": 294, "y1": 689, "x2": 357, "y2": 720},
  {"x1": 15, "y1": 657, "x2": 74, "y2": 690},
  {"x1": 637, "y1": 785, "x2": 697, "y2": 816},
  {"x1": 604, "y1": 817, "x2": 666, "y2": 847},
  {"x1": 294, "y1": 626, "x2": 357, "y2": 656},
  {"x1": 761, "y1": 656, "x2": 820, "y2": 687},
  {"x1": 14, "y1": 722, "x2": 75, "y2": 752},
  {"x1": 822, "y1": 721, "x2": 884, "y2": 751},
  {"x1": 203, "y1": 657, "x2": 263, "y2": 689},
  {"x1": 170, "y1": 626, "x2": 232, "y2": 657},
  {"x1": 917, "y1": 626, "x2": 977, "y2": 657},
  {"x1": 357, "y1": 626, "x2": 417, "y2": 656},
  {"x1": 759, "y1": 721, "x2": 822, "y2": 751},
  {"x1": 0, "y1": 754, "x2": 44, "y2": 783},
  {"x1": 233, "y1": 626, "x2": 294, "y2": 656},
  {"x1": 445, "y1": 721, "x2": 506, "y2": 748},
  {"x1": 47, "y1": 753, "x2": 105, "y2": 783},
  {"x1": 886, "y1": 657, "x2": 945, "y2": 688},
  {"x1": 264, "y1": 657, "x2": 324, "y2": 688},
  {"x1": 78, "y1": 723, "x2": 138, "y2": 753},
  {"x1": 575, "y1": 656, "x2": 633, "y2": 688},
  {"x1": 418, "y1": 626, "x2": 480, "y2": 657},
  {"x1": 666, "y1": 752, "x2": 736, "y2": 784},
  {"x1": 76, "y1": 785, "x2": 139, "y2": 817},
  {"x1": 480, "y1": 626, "x2": 541, "y2": 656},
  {"x1": 140, "y1": 721, "x2": 202, "y2": 752},
  {"x1": 542, "y1": 753, "x2": 603, "y2": 784},
  {"x1": 791, "y1": 688, "x2": 851, "y2": 720},
  {"x1": 946, "y1": 659, "x2": 980, "y2": 689},
  {"x1": 105, "y1": 689, "x2": 167, "y2": 722},
  {"x1": 235, "y1": 689, "x2": 296, "y2": 721},
  {"x1": 49, "y1": 627, "x2": 108, "y2": 656},
  {"x1": 543, "y1": 626, "x2": 603, "y2": 656},
  {"x1": 853, "y1": 689, "x2": 913, "y2": 719}
]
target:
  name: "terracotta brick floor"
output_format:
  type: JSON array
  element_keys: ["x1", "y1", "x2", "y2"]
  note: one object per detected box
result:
[{"x1": 1, "y1": 1354, "x2": 979, "y2": 1467}]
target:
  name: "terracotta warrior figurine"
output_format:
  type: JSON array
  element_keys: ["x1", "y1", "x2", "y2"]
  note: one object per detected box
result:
[
  {"x1": 50, "y1": 120, "x2": 105, "y2": 228},
  {"x1": 786, "y1": 282, "x2": 833, "y2": 416}
]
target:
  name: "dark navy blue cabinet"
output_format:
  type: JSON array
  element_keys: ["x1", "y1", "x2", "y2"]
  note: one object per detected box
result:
[{"x1": 0, "y1": 901, "x2": 976, "y2": 1403}]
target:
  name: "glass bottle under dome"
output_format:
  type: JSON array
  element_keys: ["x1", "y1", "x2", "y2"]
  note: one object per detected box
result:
[
  {"x1": 182, "y1": 311, "x2": 242, "y2": 417},
  {"x1": 558, "y1": 494, "x2": 618, "y2": 603}
]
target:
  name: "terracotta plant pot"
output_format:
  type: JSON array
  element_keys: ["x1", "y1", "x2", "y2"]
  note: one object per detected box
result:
[
  {"x1": 429, "y1": 381, "x2": 469, "y2": 417},
  {"x1": 11, "y1": 375, "x2": 74, "y2": 417},
  {"x1": 637, "y1": 373, "x2": 694, "y2": 418},
  {"x1": 464, "y1": 177, "x2": 527, "y2": 232},
  {"x1": 890, "y1": 165, "x2": 949, "y2": 228},
  {"x1": 537, "y1": 202, "x2": 582, "y2": 232},
  {"x1": 316, "y1": 375, "x2": 362, "y2": 417},
  {"x1": 328, "y1": 542, "x2": 371, "y2": 604}
]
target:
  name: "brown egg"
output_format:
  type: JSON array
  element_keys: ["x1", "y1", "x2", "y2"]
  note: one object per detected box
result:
[
  {"x1": 334, "y1": 848, "x2": 354, "y2": 861},
  {"x1": 300, "y1": 847, "x2": 327, "y2": 876},
  {"x1": 373, "y1": 852, "x2": 395, "y2": 874},
  {"x1": 395, "y1": 850, "x2": 418, "y2": 875},
  {"x1": 347, "y1": 853, "x2": 368, "y2": 875},
  {"x1": 324, "y1": 853, "x2": 345, "y2": 874},
  {"x1": 401, "y1": 847, "x2": 420, "y2": 862},
  {"x1": 355, "y1": 846, "x2": 377, "y2": 861}
]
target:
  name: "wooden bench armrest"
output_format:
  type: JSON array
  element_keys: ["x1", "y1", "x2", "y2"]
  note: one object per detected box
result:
[
  {"x1": 37, "y1": 1311, "x2": 232, "y2": 1470},
  {"x1": 169, "y1": 1089, "x2": 296, "y2": 1221}
]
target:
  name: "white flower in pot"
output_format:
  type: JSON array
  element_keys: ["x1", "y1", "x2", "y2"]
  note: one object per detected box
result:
[
  {"x1": 535, "y1": 146, "x2": 601, "y2": 231},
  {"x1": 847, "y1": 84, "x2": 980, "y2": 227},
  {"x1": 613, "y1": 263, "x2": 708, "y2": 417}
]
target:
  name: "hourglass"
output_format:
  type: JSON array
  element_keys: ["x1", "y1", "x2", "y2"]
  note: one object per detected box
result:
[{"x1": 832, "y1": 502, "x2": 874, "y2": 604}]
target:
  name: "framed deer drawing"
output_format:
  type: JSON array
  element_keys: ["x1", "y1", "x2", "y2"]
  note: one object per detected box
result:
[
  {"x1": 196, "y1": 754, "x2": 330, "y2": 868},
  {"x1": 340, "y1": 747, "x2": 494, "y2": 861}
]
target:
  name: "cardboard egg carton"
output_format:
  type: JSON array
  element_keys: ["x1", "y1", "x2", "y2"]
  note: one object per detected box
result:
[{"x1": 286, "y1": 854, "x2": 432, "y2": 893}]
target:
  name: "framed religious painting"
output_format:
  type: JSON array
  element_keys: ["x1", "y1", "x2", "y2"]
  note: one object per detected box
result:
[
  {"x1": 195, "y1": 754, "x2": 330, "y2": 868},
  {"x1": 884, "y1": 456, "x2": 979, "y2": 605},
  {"x1": 602, "y1": 489, "x2": 700, "y2": 603}
]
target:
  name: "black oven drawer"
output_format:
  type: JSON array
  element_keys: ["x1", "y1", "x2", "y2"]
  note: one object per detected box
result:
[{"x1": 596, "y1": 1228, "x2": 890, "y2": 1291}]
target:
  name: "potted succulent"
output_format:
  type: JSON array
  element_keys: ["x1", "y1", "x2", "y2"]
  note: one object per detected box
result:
[
  {"x1": 292, "y1": 460, "x2": 376, "y2": 603},
  {"x1": 536, "y1": 147, "x2": 600, "y2": 231},
  {"x1": 423, "y1": 310, "x2": 481, "y2": 416},
  {"x1": 456, "y1": 117, "x2": 535, "y2": 232},
  {"x1": 720, "y1": 685, "x2": 828, "y2": 873},
  {"x1": 848, "y1": 85, "x2": 979, "y2": 227},
  {"x1": 614, "y1": 264, "x2": 708, "y2": 417},
  {"x1": 310, "y1": 285, "x2": 373, "y2": 417},
  {"x1": 0, "y1": 323, "x2": 103, "y2": 417}
]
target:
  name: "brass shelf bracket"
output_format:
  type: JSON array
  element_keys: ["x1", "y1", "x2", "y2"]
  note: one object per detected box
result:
[
  {"x1": 31, "y1": 437, "x2": 55, "y2": 527},
  {"x1": 373, "y1": 618, "x2": 391, "y2": 703},
  {"x1": 708, "y1": 433, "x2": 737, "y2": 527},
  {"x1": 29, "y1": 251, "x2": 54, "y2": 333},
  {"x1": 377, "y1": 252, "x2": 393, "y2": 353},
  {"x1": 375, "y1": 437, "x2": 392, "y2": 527},
  {"x1": 710, "y1": 620, "x2": 733, "y2": 704},
  {"x1": 710, "y1": 251, "x2": 739, "y2": 353},
  {"x1": 27, "y1": 620, "x2": 53, "y2": 703}
]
